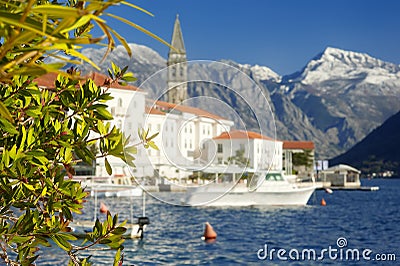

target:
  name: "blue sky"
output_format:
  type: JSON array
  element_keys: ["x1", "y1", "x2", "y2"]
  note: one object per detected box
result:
[{"x1": 105, "y1": 0, "x2": 400, "y2": 75}]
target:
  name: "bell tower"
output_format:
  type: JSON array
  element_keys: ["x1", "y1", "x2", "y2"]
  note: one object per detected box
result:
[{"x1": 167, "y1": 15, "x2": 187, "y2": 104}]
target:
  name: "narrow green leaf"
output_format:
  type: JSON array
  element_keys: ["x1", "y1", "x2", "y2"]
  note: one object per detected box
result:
[
  {"x1": 59, "y1": 15, "x2": 92, "y2": 33},
  {"x1": 12, "y1": 236, "x2": 31, "y2": 244},
  {"x1": 105, "y1": 157, "x2": 112, "y2": 175},
  {"x1": 66, "y1": 49, "x2": 100, "y2": 70},
  {"x1": 32, "y1": 5, "x2": 85, "y2": 18},
  {"x1": 0, "y1": 101, "x2": 13, "y2": 122},
  {"x1": 0, "y1": 118, "x2": 18, "y2": 135},
  {"x1": 113, "y1": 248, "x2": 122, "y2": 266},
  {"x1": 99, "y1": 238, "x2": 112, "y2": 244},
  {"x1": 148, "y1": 132, "x2": 159, "y2": 141},
  {"x1": 106, "y1": 25, "x2": 132, "y2": 57},
  {"x1": 147, "y1": 141, "x2": 159, "y2": 151},
  {"x1": 122, "y1": 72, "x2": 137, "y2": 82},
  {"x1": 0, "y1": 11, "x2": 64, "y2": 39},
  {"x1": 23, "y1": 183, "x2": 35, "y2": 191},
  {"x1": 50, "y1": 234, "x2": 72, "y2": 252},
  {"x1": 95, "y1": 107, "x2": 113, "y2": 120},
  {"x1": 121, "y1": 2, "x2": 154, "y2": 16},
  {"x1": 112, "y1": 227, "x2": 127, "y2": 235}
]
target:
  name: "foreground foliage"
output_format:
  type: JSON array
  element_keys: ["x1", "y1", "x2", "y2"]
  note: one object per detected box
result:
[{"x1": 0, "y1": 0, "x2": 162, "y2": 264}]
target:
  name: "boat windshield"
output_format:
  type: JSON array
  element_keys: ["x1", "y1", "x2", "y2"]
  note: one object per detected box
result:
[{"x1": 265, "y1": 173, "x2": 284, "y2": 181}]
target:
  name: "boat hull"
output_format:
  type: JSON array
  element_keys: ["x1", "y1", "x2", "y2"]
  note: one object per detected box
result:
[
  {"x1": 88, "y1": 186, "x2": 143, "y2": 198},
  {"x1": 183, "y1": 183, "x2": 316, "y2": 207}
]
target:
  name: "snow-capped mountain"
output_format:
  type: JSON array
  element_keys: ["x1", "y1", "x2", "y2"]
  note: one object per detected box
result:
[
  {"x1": 79, "y1": 44, "x2": 400, "y2": 158},
  {"x1": 277, "y1": 47, "x2": 400, "y2": 156},
  {"x1": 284, "y1": 47, "x2": 400, "y2": 94},
  {"x1": 237, "y1": 63, "x2": 281, "y2": 82}
]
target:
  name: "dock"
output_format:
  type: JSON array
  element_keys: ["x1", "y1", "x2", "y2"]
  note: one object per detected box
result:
[
  {"x1": 318, "y1": 186, "x2": 380, "y2": 191},
  {"x1": 297, "y1": 182, "x2": 379, "y2": 191}
]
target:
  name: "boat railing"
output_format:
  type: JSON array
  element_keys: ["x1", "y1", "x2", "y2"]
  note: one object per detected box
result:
[{"x1": 72, "y1": 175, "x2": 135, "y2": 186}]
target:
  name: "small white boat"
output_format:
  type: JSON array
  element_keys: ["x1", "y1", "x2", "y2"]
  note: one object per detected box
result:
[
  {"x1": 183, "y1": 171, "x2": 316, "y2": 207},
  {"x1": 69, "y1": 217, "x2": 149, "y2": 239},
  {"x1": 70, "y1": 188, "x2": 149, "y2": 239},
  {"x1": 74, "y1": 176, "x2": 143, "y2": 198},
  {"x1": 90, "y1": 184, "x2": 143, "y2": 198}
]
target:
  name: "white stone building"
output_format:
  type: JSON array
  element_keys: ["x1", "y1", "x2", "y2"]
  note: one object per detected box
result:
[
  {"x1": 143, "y1": 100, "x2": 233, "y2": 181},
  {"x1": 208, "y1": 130, "x2": 283, "y2": 171}
]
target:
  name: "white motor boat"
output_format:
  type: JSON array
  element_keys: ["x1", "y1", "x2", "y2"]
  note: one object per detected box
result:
[
  {"x1": 183, "y1": 171, "x2": 316, "y2": 207},
  {"x1": 74, "y1": 176, "x2": 143, "y2": 198}
]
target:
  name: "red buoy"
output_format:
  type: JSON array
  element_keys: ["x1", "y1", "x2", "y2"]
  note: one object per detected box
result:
[
  {"x1": 321, "y1": 198, "x2": 327, "y2": 206},
  {"x1": 203, "y1": 222, "x2": 217, "y2": 240},
  {"x1": 100, "y1": 202, "x2": 108, "y2": 213}
]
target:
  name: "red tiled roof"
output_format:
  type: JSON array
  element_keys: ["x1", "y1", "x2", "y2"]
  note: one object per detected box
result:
[
  {"x1": 34, "y1": 72, "x2": 140, "y2": 91},
  {"x1": 150, "y1": 100, "x2": 228, "y2": 121},
  {"x1": 34, "y1": 72, "x2": 58, "y2": 88},
  {"x1": 213, "y1": 130, "x2": 274, "y2": 140},
  {"x1": 145, "y1": 106, "x2": 165, "y2": 115},
  {"x1": 283, "y1": 141, "x2": 314, "y2": 150}
]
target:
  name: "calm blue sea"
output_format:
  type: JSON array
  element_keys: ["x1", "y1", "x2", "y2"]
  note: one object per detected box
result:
[{"x1": 39, "y1": 178, "x2": 400, "y2": 265}]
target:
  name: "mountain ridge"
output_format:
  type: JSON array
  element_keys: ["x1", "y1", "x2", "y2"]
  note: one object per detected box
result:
[{"x1": 78, "y1": 44, "x2": 400, "y2": 158}]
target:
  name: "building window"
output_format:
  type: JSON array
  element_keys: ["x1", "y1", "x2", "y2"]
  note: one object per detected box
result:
[
  {"x1": 217, "y1": 144, "x2": 223, "y2": 153},
  {"x1": 189, "y1": 125, "x2": 192, "y2": 133},
  {"x1": 185, "y1": 140, "x2": 187, "y2": 149},
  {"x1": 189, "y1": 140, "x2": 192, "y2": 149}
]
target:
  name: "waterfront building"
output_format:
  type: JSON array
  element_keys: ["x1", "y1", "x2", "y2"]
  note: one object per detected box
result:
[
  {"x1": 209, "y1": 130, "x2": 283, "y2": 171},
  {"x1": 282, "y1": 141, "x2": 315, "y2": 179},
  {"x1": 320, "y1": 164, "x2": 361, "y2": 187},
  {"x1": 144, "y1": 100, "x2": 233, "y2": 182}
]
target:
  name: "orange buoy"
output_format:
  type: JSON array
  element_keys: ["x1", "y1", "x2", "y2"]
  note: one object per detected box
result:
[
  {"x1": 321, "y1": 198, "x2": 327, "y2": 206},
  {"x1": 100, "y1": 202, "x2": 109, "y2": 213},
  {"x1": 203, "y1": 222, "x2": 217, "y2": 240}
]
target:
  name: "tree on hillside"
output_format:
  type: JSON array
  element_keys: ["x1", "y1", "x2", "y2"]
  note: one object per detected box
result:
[{"x1": 0, "y1": 0, "x2": 162, "y2": 265}]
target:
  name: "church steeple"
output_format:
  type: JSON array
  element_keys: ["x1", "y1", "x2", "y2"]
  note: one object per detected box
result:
[
  {"x1": 167, "y1": 15, "x2": 187, "y2": 104},
  {"x1": 169, "y1": 14, "x2": 186, "y2": 56}
]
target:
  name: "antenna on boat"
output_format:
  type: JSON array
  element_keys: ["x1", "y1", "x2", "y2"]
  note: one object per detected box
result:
[
  {"x1": 142, "y1": 191, "x2": 146, "y2": 217},
  {"x1": 94, "y1": 186, "x2": 98, "y2": 221}
]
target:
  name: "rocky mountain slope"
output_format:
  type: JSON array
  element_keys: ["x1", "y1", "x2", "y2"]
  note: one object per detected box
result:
[
  {"x1": 331, "y1": 110, "x2": 400, "y2": 176},
  {"x1": 78, "y1": 44, "x2": 400, "y2": 158}
]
